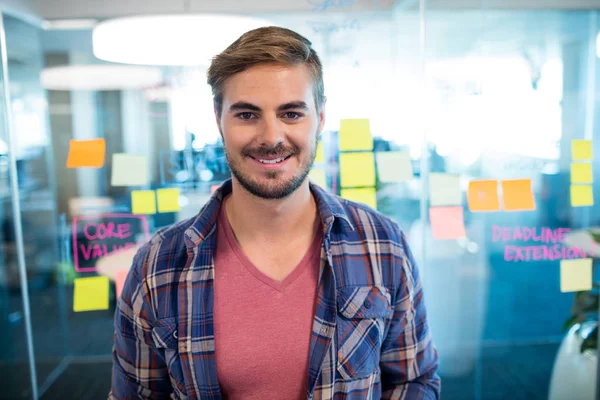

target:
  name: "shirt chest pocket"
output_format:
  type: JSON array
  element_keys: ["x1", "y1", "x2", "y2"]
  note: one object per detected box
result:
[
  {"x1": 151, "y1": 318, "x2": 189, "y2": 400},
  {"x1": 336, "y1": 286, "x2": 393, "y2": 381}
]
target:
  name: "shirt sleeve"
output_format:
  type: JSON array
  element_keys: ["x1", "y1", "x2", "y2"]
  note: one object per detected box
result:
[
  {"x1": 380, "y1": 230, "x2": 441, "y2": 400},
  {"x1": 109, "y1": 247, "x2": 172, "y2": 399}
]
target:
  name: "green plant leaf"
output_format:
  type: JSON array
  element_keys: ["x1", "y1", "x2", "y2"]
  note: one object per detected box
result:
[{"x1": 580, "y1": 326, "x2": 598, "y2": 353}]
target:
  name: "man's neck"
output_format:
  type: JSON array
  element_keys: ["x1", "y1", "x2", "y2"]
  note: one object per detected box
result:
[{"x1": 224, "y1": 179, "x2": 319, "y2": 245}]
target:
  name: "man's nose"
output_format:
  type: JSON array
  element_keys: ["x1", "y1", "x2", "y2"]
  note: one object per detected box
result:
[{"x1": 259, "y1": 115, "x2": 285, "y2": 147}]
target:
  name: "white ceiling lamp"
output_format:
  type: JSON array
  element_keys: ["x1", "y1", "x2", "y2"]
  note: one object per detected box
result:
[
  {"x1": 92, "y1": 14, "x2": 271, "y2": 66},
  {"x1": 40, "y1": 65, "x2": 163, "y2": 91},
  {"x1": 42, "y1": 19, "x2": 98, "y2": 30}
]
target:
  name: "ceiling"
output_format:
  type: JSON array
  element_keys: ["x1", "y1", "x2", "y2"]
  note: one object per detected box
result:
[{"x1": 4, "y1": 0, "x2": 600, "y2": 21}]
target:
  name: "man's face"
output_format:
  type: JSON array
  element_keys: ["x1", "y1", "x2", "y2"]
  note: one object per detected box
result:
[{"x1": 217, "y1": 63, "x2": 325, "y2": 200}]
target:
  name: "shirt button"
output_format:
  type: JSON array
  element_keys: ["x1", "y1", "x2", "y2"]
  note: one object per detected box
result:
[
  {"x1": 173, "y1": 330, "x2": 178, "y2": 339},
  {"x1": 364, "y1": 300, "x2": 371, "y2": 309}
]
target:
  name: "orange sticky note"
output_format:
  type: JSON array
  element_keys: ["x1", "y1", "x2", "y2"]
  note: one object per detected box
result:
[
  {"x1": 429, "y1": 206, "x2": 466, "y2": 240},
  {"x1": 501, "y1": 179, "x2": 535, "y2": 211},
  {"x1": 115, "y1": 269, "x2": 129, "y2": 299},
  {"x1": 66, "y1": 139, "x2": 106, "y2": 168},
  {"x1": 467, "y1": 180, "x2": 500, "y2": 212}
]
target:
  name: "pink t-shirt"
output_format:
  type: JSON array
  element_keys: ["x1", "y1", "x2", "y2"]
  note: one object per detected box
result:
[{"x1": 213, "y1": 202, "x2": 322, "y2": 400}]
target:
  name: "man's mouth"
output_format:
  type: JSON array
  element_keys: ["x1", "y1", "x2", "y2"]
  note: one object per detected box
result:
[{"x1": 250, "y1": 154, "x2": 292, "y2": 164}]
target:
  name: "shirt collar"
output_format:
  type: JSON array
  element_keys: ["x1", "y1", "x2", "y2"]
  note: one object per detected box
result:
[{"x1": 184, "y1": 179, "x2": 354, "y2": 248}]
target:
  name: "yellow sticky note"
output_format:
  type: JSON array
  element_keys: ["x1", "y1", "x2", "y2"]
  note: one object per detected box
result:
[
  {"x1": 341, "y1": 187, "x2": 377, "y2": 209},
  {"x1": 501, "y1": 179, "x2": 536, "y2": 211},
  {"x1": 572, "y1": 140, "x2": 592, "y2": 161},
  {"x1": 339, "y1": 152, "x2": 376, "y2": 188},
  {"x1": 314, "y1": 141, "x2": 324, "y2": 164},
  {"x1": 571, "y1": 185, "x2": 594, "y2": 207},
  {"x1": 339, "y1": 119, "x2": 373, "y2": 151},
  {"x1": 131, "y1": 190, "x2": 157, "y2": 214},
  {"x1": 73, "y1": 277, "x2": 110, "y2": 312},
  {"x1": 309, "y1": 167, "x2": 327, "y2": 188},
  {"x1": 560, "y1": 258, "x2": 592, "y2": 293},
  {"x1": 376, "y1": 151, "x2": 413, "y2": 183},
  {"x1": 429, "y1": 173, "x2": 462, "y2": 206},
  {"x1": 66, "y1": 139, "x2": 106, "y2": 168},
  {"x1": 571, "y1": 163, "x2": 593, "y2": 184},
  {"x1": 157, "y1": 188, "x2": 180, "y2": 213},
  {"x1": 111, "y1": 154, "x2": 149, "y2": 187}
]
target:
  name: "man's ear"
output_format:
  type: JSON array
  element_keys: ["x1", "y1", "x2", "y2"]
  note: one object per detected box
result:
[{"x1": 214, "y1": 106, "x2": 223, "y2": 138}]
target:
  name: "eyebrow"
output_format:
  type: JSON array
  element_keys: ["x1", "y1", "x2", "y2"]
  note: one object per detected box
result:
[{"x1": 228, "y1": 101, "x2": 309, "y2": 113}]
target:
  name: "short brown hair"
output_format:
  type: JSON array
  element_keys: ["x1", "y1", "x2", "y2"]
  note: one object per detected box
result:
[{"x1": 207, "y1": 26, "x2": 325, "y2": 119}]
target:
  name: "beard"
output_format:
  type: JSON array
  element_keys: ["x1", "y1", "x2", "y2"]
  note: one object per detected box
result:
[{"x1": 224, "y1": 135, "x2": 318, "y2": 200}]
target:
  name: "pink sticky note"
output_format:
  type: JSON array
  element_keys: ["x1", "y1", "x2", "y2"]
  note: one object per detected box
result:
[
  {"x1": 115, "y1": 269, "x2": 129, "y2": 299},
  {"x1": 429, "y1": 206, "x2": 467, "y2": 240}
]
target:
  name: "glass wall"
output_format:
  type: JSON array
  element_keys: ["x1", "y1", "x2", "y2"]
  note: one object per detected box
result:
[{"x1": 0, "y1": 1, "x2": 599, "y2": 399}]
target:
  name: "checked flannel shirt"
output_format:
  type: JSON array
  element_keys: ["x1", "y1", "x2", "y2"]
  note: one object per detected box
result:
[{"x1": 110, "y1": 179, "x2": 440, "y2": 399}]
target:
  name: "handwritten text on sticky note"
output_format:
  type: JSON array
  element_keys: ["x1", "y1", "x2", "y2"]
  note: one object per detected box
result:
[{"x1": 72, "y1": 214, "x2": 150, "y2": 272}]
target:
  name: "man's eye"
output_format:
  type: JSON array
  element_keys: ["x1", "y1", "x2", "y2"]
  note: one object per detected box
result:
[
  {"x1": 238, "y1": 112, "x2": 254, "y2": 120},
  {"x1": 284, "y1": 112, "x2": 301, "y2": 119}
]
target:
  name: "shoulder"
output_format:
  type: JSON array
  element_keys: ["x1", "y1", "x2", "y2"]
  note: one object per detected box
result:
[
  {"x1": 130, "y1": 215, "x2": 198, "y2": 283},
  {"x1": 334, "y1": 195, "x2": 404, "y2": 244}
]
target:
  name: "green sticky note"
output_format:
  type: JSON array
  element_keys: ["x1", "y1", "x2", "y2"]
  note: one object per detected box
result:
[
  {"x1": 572, "y1": 140, "x2": 592, "y2": 160},
  {"x1": 571, "y1": 163, "x2": 593, "y2": 184},
  {"x1": 376, "y1": 151, "x2": 413, "y2": 183},
  {"x1": 570, "y1": 185, "x2": 594, "y2": 207},
  {"x1": 131, "y1": 190, "x2": 157, "y2": 214},
  {"x1": 73, "y1": 277, "x2": 110, "y2": 312},
  {"x1": 111, "y1": 154, "x2": 149, "y2": 187},
  {"x1": 560, "y1": 258, "x2": 592, "y2": 293},
  {"x1": 341, "y1": 187, "x2": 377, "y2": 209},
  {"x1": 339, "y1": 119, "x2": 373, "y2": 151},
  {"x1": 429, "y1": 173, "x2": 462, "y2": 206},
  {"x1": 339, "y1": 152, "x2": 376, "y2": 188},
  {"x1": 157, "y1": 188, "x2": 181, "y2": 213},
  {"x1": 309, "y1": 167, "x2": 327, "y2": 188}
]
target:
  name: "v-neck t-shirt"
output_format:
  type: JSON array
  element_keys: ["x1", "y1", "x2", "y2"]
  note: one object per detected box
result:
[{"x1": 213, "y1": 200, "x2": 322, "y2": 400}]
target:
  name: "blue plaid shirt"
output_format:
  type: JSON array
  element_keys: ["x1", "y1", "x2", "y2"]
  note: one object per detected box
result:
[{"x1": 110, "y1": 179, "x2": 440, "y2": 399}]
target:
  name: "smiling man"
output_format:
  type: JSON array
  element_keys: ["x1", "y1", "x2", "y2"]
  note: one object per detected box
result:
[{"x1": 110, "y1": 26, "x2": 440, "y2": 400}]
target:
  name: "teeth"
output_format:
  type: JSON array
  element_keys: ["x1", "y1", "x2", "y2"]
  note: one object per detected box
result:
[{"x1": 258, "y1": 157, "x2": 285, "y2": 164}]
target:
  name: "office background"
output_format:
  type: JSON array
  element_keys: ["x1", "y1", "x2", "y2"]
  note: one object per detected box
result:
[{"x1": 1, "y1": 0, "x2": 600, "y2": 399}]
